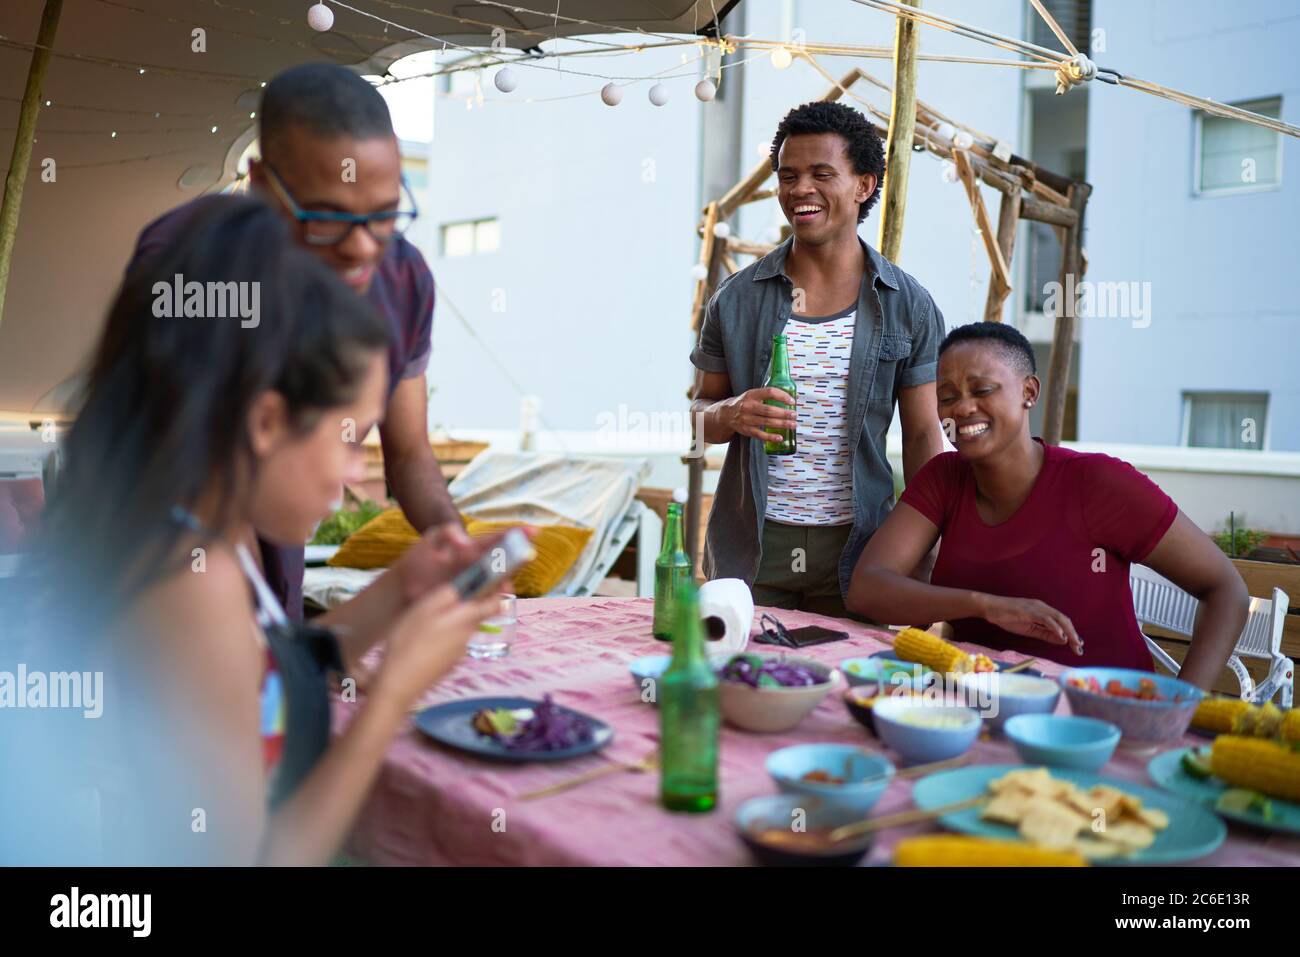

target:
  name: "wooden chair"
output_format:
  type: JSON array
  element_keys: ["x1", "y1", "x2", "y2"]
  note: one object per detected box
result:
[{"x1": 1130, "y1": 564, "x2": 1293, "y2": 707}]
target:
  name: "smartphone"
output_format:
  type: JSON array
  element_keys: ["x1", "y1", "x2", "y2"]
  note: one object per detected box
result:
[
  {"x1": 451, "y1": 528, "x2": 536, "y2": 600},
  {"x1": 784, "y1": 625, "x2": 850, "y2": 648}
]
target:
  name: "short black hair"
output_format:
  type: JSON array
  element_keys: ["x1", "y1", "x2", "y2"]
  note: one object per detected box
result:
[
  {"x1": 770, "y1": 101, "x2": 886, "y2": 222},
  {"x1": 260, "y1": 63, "x2": 394, "y2": 161},
  {"x1": 939, "y1": 322, "x2": 1037, "y2": 378}
]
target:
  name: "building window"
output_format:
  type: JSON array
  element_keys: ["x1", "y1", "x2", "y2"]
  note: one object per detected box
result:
[
  {"x1": 440, "y1": 217, "x2": 500, "y2": 257},
  {"x1": 1182, "y1": 392, "x2": 1268, "y2": 450},
  {"x1": 1195, "y1": 97, "x2": 1282, "y2": 195}
]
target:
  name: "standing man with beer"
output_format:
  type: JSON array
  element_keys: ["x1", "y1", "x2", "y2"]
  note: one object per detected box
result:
[{"x1": 690, "y1": 102, "x2": 946, "y2": 617}]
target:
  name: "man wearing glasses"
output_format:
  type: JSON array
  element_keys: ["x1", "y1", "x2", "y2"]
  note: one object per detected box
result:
[{"x1": 126, "y1": 63, "x2": 461, "y2": 619}]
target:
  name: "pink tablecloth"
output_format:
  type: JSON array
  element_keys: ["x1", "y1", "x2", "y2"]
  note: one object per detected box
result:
[{"x1": 336, "y1": 597, "x2": 1300, "y2": 866}]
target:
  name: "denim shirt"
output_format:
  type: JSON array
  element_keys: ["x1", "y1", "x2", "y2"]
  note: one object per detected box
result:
[{"x1": 689, "y1": 236, "x2": 945, "y2": 599}]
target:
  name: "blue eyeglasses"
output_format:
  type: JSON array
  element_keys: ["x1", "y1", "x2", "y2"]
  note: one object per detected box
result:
[{"x1": 261, "y1": 162, "x2": 419, "y2": 247}]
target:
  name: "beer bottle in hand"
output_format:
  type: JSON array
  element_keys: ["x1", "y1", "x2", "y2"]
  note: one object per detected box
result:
[{"x1": 763, "y1": 333, "x2": 796, "y2": 455}]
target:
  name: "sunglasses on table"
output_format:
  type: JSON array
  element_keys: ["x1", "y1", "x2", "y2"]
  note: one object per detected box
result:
[
  {"x1": 261, "y1": 162, "x2": 419, "y2": 247},
  {"x1": 752, "y1": 613, "x2": 849, "y2": 649}
]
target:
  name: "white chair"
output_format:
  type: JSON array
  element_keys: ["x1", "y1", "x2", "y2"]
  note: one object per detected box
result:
[{"x1": 1130, "y1": 564, "x2": 1293, "y2": 707}]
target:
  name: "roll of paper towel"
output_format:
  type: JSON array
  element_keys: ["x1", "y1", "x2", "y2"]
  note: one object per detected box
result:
[{"x1": 697, "y1": 578, "x2": 754, "y2": 655}]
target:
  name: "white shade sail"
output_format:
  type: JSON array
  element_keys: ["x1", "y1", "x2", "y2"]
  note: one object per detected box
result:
[{"x1": 0, "y1": 0, "x2": 739, "y2": 413}]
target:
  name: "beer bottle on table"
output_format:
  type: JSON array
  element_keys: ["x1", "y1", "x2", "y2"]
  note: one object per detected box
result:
[
  {"x1": 659, "y1": 580, "x2": 719, "y2": 812},
  {"x1": 652, "y1": 502, "x2": 693, "y2": 641},
  {"x1": 763, "y1": 333, "x2": 797, "y2": 455}
]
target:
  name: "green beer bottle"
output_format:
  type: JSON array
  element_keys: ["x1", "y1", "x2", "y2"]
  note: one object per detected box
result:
[
  {"x1": 659, "y1": 580, "x2": 720, "y2": 812},
  {"x1": 763, "y1": 333, "x2": 797, "y2": 455},
  {"x1": 652, "y1": 502, "x2": 693, "y2": 641}
]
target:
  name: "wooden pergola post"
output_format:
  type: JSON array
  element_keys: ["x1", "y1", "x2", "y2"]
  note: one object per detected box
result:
[
  {"x1": 1042, "y1": 182, "x2": 1092, "y2": 444},
  {"x1": 877, "y1": 0, "x2": 920, "y2": 261},
  {"x1": 983, "y1": 190, "x2": 1021, "y2": 322},
  {"x1": 0, "y1": 0, "x2": 63, "y2": 333}
]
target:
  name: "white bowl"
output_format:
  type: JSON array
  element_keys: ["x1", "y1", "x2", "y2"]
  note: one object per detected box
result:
[
  {"x1": 717, "y1": 655, "x2": 842, "y2": 733},
  {"x1": 954, "y1": 671, "x2": 1061, "y2": 730}
]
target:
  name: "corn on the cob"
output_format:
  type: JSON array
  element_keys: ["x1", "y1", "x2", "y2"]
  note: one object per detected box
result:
[
  {"x1": 1210, "y1": 735, "x2": 1300, "y2": 802},
  {"x1": 1192, "y1": 697, "x2": 1254, "y2": 735},
  {"x1": 1282, "y1": 709, "x2": 1300, "y2": 744},
  {"x1": 1239, "y1": 701, "x2": 1284, "y2": 738},
  {"x1": 893, "y1": 627, "x2": 972, "y2": 673},
  {"x1": 894, "y1": 835, "x2": 1086, "y2": 867}
]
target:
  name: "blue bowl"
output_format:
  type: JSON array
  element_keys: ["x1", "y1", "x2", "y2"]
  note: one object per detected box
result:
[
  {"x1": 765, "y1": 744, "x2": 894, "y2": 815},
  {"x1": 1060, "y1": 667, "x2": 1205, "y2": 747},
  {"x1": 1004, "y1": 713, "x2": 1122, "y2": 771},
  {"x1": 734, "y1": 794, "x2": 873, "y2": 866},
  {"x1": 954, "y1": 671, "x2": 1061, "y2": 730},
  {"x1": 872, "y1": 698, "x2": 981, "y2": 764}
]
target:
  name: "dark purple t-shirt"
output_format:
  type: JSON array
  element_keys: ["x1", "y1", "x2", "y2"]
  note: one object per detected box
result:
[{"x1": 127, "y1": 196, "x2": 436, "y2": 619}]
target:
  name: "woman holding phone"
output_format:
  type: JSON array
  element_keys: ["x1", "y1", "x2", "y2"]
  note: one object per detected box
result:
[
  {"x1": 847, "y1": 322, "x2": 1246, "y2": 689},
  {"x1": 25, "y1": 197, "x2": 504, "y2": 865}
]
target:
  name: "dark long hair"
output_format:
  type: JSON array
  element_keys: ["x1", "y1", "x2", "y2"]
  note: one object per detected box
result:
[{"x1": 32, "y1": 195, "x2": 390, "y2": 630}]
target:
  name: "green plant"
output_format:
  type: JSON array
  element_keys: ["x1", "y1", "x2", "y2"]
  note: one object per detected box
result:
[
  {"x1": 310, "y1": 498, "x2": 385, "y2": 546},
  {"x1": 1211, "y1": 522, "x2": 1269, "y2": 558}
]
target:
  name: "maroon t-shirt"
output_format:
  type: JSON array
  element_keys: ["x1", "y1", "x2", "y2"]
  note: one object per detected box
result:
[
  {"x1": 127, "y1": 196, "x2": 437, "y2": 619},
  {"x1": 898, "y1": 440, "x2": 1178, "y2": 669}
]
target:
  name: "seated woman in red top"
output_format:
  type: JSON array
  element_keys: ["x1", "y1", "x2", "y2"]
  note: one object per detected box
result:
[{"x1": 847, "y1": 322, "x2": 1246, "y2": 688}]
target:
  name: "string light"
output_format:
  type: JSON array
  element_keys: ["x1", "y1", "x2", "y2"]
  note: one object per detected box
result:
[
  {"x1": 600, "y1": 83, "x2": 623, "y2": 106},
  {"x1": 493, "y1": 67, "x2": 518, "y2": 93},
  {"x1": 694, "y1": 79, "x2": 717, "y2": 102},
  {"x1": 648, "y1": 83, "x2": 668, "y2": 106},
  {"x1": 771, "y1": 46, "x2": 794, "y2": 69},
  {"x1": 307, "y1": 3, "x2": 334, "y2": 32}
]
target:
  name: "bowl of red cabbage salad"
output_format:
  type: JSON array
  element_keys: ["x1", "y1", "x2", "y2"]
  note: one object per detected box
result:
[{"x1": 717, "y1": 653, "x2": 831, "y2": 689}]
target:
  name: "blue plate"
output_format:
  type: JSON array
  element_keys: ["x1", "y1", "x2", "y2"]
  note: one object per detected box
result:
[
  {"x1": 1148, "y1": 747, "x2": 1300, "y2": 836},
  {"x1": 412, "y1": 696, "x2": 613, "y2": 763},
  {"x1": 912, "y1": 763, "x2": 1226, "y2": 864},
  {"x1": 868, "y1": 648, "x2": 1042, "y2": 678}
]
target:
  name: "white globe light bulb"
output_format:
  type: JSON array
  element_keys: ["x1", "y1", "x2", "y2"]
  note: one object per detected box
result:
[
  {"x1": 771, "y1": 46, "x2": 794, "y2": 69},
  {"x1": 694, "y1": 79, "x2": 717, "y2": 102},
  {"x1": 690, "y1": 263, "x2": 709, "y2": 281},
  {"x1": 307, "y1": 3, "x2": 333, "y2": 32},
  {"x1": 953, "y1": 130, "x2": 974, "y2": 150},
  {"x1": 493, "y1": 67, "x2": 518, "y2": 94},
  {"x1": 712, "y1": 222, "x2": 731, "y2": 239},
  {"x1": 600, "y1": 83, "x2": 623, "y2": 107},
  {"x1": 648, "y1": 83, "x2": 669, "y2": 107}
]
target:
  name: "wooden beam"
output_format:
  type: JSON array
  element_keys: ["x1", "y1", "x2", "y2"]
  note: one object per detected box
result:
[
  {"x1": 685, "y1": 206, "x2": 730, "y2": 571},
  {"x1": 726, "y1": 236, "x2": 777, "y2": 257},
  {"x1": 0, "y1": 0, "x2": 63, "y2": 332},
  {"x1": 877, "y1": 0, "x2": 921, "y2": 261},
  {"x1": 1042, "y1": 182, "x2": 1092, "y2": 444},
  {"x1": 1021, "y1": 196, "x2": 1079, "y2": 228},
  {"x1": 689, "y1": 202, "x2": 720, "y2": 332},
  {"x1": 983, "y1": 190, "x2": 1021, "y2": 323},
  {"x1": 952, "y1": 150, "x2": 1010, "y2": 294}
]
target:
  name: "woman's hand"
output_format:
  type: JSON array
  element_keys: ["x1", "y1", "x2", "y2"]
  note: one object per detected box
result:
[
  {"x1": 371, "y1": 584, "x2": 503, "y2": 708},
  {"x1": 981, "y1": 594, "x2": 1084, "y2": 656},
  {"x1": 391, "y1": 523, "x2": 501, "y2": 606}
]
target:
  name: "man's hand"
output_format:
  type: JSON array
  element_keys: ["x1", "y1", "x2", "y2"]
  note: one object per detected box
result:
[{"x1": 717, "y1": 388, "x2": 797, "y2": 444}]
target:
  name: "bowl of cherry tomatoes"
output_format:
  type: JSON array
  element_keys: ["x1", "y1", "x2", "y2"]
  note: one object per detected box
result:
[{"x1": 1059, "y1": 667, "x2": 1205, "y2": 749}]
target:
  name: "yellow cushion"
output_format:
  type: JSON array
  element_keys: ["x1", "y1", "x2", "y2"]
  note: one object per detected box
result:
[
  {"x1": 327, "y1": 509, "x2": 592, "y2": 598},
  {"x1": 327, "y1": 508, "x2": 418, "y2": 569},
  {"x1": 463, "y1": 518, "x2": 593, "y2": 597}
]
